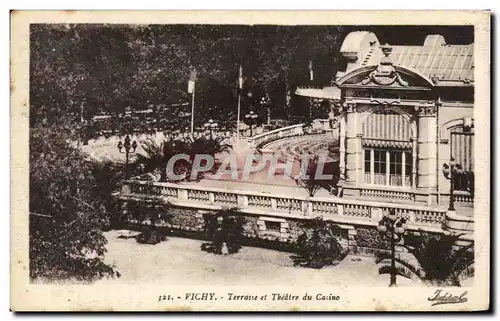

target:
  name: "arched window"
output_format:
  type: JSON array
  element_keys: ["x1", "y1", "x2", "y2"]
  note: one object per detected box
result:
[
  {"x1": 440, "y1": 117, "x2": 474, "y2": 144},
  {"x1": 439, "y1": 117, "x2": 474, "y2": 193},
  {"x1": 361, "y1": 110, "x2": 413, "y2": 187}
]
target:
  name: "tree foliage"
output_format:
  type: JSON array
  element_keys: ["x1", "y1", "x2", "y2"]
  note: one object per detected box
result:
[
  {"x1": 375, "y1": 233, "x2": 474, "y2": 286},
  {"x1": 134, "y1": 135, "x2": 232, "y2": 182},
  {"x1": 29, "y1": 124, "x2": 119, "y2": 281},
  {"x1": 294, "y1": 154, "x2": 339, "y2": 197},
  {"x1": 291, "y1": 217, "x2": 347, "y2": 269},
  {"x1": 30, "y1": 24, "x2": 344, "y2": 131},
  {"x1": 201, "y1": 209, "x2": 246, "y2": 255},
  {"x1": 127, "y1": 201, "x2": 174, "y2": 245}
]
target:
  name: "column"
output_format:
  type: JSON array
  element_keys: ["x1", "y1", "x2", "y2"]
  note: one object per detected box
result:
[
  {"x1": 345, "y1": 102, "x2": 360, "y2": 184},
  {"x1": 370, "y1": 148, "x2": 375, "y2": 184},
  {"x1": 416, "y1": 104, "x2": 438, "y2": 192},
  {"x1": 339, "y1": 113, "x2": 346, "y2": 181},
  {"x1": 356, "y1": 134, "x2": 363, "y2": 183},
  {"x1": 411, "y1": 137, "x2": 417, "y2": 189},
  {"x1": 401, "y1": 150, "x2": 406, "y2": 188},
  {"x1": 385, "y1": 150, "x2": 390, "y2": 186}
]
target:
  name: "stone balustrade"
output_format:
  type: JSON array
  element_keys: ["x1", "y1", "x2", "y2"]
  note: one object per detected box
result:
[
  {"x1": 454, "y1": 191, "x2": 474, "y2": 204},
  {"x1": 247, "y1": 119, "x2": 336, "y2": 149},
  {"x1": 359, "y1": 186, "x2": 414, "y2": 202},
  {"x1": 120, "y1": 180, "x2": 450, "y2": 232},
  {"x1": 248, "y1": 123, "x2": 306, "y2": 148}
]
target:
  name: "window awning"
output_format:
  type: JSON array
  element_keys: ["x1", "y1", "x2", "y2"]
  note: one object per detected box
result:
[{"x1": 295, "y1": 86, "x2": 342, "y2": 100}]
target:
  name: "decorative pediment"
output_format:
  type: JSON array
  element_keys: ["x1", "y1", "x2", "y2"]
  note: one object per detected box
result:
[
  {"x1": 336, "y1": 46, "x2": 434, "y2": 89},
  {"x1": 361, "y1": 67, "x2": 408, "y2": 87},
  {"x1": 364, "y1": 45, "x2": 408, "y2": 87}
]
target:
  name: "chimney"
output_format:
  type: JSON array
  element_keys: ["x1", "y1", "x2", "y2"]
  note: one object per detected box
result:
[{"x1": 423, "y1": 34, "x2": 446, "y2": 47}]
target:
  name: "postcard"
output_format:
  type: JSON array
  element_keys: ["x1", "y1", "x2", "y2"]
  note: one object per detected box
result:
[{"x1": 10, "y1": 10, "x2": 490, "y2": 311}]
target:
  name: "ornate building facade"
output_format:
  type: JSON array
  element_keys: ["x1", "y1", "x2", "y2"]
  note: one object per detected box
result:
[{"x1": 296, "y1": 31, "x2": 474, "y2": 207}]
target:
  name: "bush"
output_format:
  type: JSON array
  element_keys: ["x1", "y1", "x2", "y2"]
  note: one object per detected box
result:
[
  {"x1": 201, "y1": 209, "x2": 246, "y2": 255},
  {"x1": 376, "y1": 232, "x2": 474, "y2": 286},
  {"x1": 136, "y1": 226, "x2": 167, "y2": 245},
  {"x1": 124, "y1": 200, "x2": 173, "y2": 245},
  {"x1": 291, "y1": 217, "x2": 347, "y2": 269}
]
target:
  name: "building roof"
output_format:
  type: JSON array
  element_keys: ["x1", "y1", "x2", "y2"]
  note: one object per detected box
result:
[
  {"x1": 361, "y1": 44, "x2": 474, "y2": 82},
  {"x1": 339, "y1": 32, "x2": 474, "y2": 84},
  {"x1": 296, "y1": 32, "x2": 474, "y2": 99}
]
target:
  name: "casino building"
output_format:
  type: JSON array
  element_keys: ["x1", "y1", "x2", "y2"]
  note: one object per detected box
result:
[{"x1": 296, "y1": 31, "x2": 474, "y2": 208}]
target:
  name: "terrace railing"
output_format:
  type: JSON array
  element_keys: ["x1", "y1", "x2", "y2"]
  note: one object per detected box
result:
[
  {"x1": 247, "y1": 118, "x2": 336, "y2": 149},
  {"x1": 248, "y1": 123, "x2": 306, "y2": 148},
  {"x1": 120, "y1": 180, "x2": 448, "y2": 232}
]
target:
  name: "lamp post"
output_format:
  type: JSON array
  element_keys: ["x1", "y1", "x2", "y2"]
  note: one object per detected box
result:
[
  {"x1": 245, "y1": 111, "x2": 258, "y2": 137},
  {"x1": 204, "y1": 119, "x2": 218, "y2": 138},
  {"x1": 260, "y1": 94, "x2": 271, "y2": 126},
  {"x1": 442, "y1": 157, "x2": 463, "y2": 212},
  {"x1": 171, "y1": 129, "x2": 181, "y2": 140},
  {"x1": 377, "y1": 208, "x2": 406, "y2": 287},
  {"x1": 117, "y1": 134, "x2": 138, "y2": 180}
]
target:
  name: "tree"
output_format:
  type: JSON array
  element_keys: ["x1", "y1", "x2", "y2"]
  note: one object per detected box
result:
[
  {"x1": 291, "y1": 217, "x2": 347, "y2": 269},
  {"x1": 376, "y1": 232, "x2": 474, "y2": 286},
  {"x1": 201, "y1": 208, "x2": 246, "y2": 255},
  {"x1": 133, "y1": 138, "x2": 190, "y2": 182},
  {"x1": 88, "y1": 159, "x2": 130, "y2": 229},
  {"x1": 189, "y1": 135, "x2": 232, "y2": 170},
  {"x1": 29, "y1": 123, "x2": 119, "y2": 281},
  {"x1": 131, "y1": 201, "x2": 174, "y2": 245},
  {"x1": 294, "y1": 154, "x2": 338, "y2": 197},
  {"x1": 30, "y1": 24, "x2": 345, "y2": 130},
  {"x1": 30, "y1": 24, "x2": 136, "y2": 128},
  {"x1": 134, "y1": 135, "x2": 232, "y2": 182}
]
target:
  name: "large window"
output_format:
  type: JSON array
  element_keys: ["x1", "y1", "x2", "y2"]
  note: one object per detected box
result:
[
  {"x1": 364, "y1": 149, "x2": 412, "y2": 187},
  {"x1": 373, "y1": 150, "x2": 387, "y2": 185}
]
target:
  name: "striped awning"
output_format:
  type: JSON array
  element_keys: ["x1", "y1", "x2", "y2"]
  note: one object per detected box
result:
[
  {"x1": 295, "y1": 86, "x2": 342, "y2": 99},
  {"x1": 362, "y1": 138, "x2": 411, "y2": 149},
  {"x1": 362, "y1": 110, "x2": 413, "y2": 142}
]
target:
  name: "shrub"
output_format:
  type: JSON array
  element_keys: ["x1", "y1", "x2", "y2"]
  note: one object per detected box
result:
[
  {"x1": 201, "y1": 209, "x2": 246, "y2": 255},
  {"x1": 136, "y1": 227, "x2": 167, "y2": 245},
  {"x1": 291, "y1": 217, "x2": 347, "y2": 269},
  {"x1": 376, "y1": 232, "x2": 474, "y2": 286},
  {"x1": 126, "y1": 201, "x2": 173, "y2": 245}
]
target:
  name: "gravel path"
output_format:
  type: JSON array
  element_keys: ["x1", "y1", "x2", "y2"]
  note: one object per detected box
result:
[{"x1": 96, "y1": 230, "x2": 422, "y2": 287}]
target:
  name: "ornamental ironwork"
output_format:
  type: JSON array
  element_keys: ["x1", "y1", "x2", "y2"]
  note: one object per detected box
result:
[{"x1": 369, "y1": 96, "x2": 401, "y2": 106}]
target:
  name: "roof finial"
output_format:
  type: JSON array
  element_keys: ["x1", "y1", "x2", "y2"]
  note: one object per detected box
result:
[{"x1": 380, "y1": 43, "x2": 392, "y2": 57}]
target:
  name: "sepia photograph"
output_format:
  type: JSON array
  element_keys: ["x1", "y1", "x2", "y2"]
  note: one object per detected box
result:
[{"x1": 10, "y1": 10, "x2": 491, "y2": 312}]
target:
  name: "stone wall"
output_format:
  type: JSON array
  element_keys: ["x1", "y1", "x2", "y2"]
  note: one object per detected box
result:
[
  {"x1": 355, "y1": 227, "x2": 391, "y2": 250},
  {"x1": 169, "y1": 207, "x2": 204, "y2": 232},
  {"x1": 121, "y1": 201, "x2": 428, "y2": 257}
]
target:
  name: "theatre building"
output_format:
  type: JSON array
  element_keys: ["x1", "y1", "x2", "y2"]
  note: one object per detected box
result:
[{"x1": 296, "y1": 31, "x2": 474, "y2": 208}]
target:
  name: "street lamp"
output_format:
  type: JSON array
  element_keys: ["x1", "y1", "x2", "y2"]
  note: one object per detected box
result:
[
  {"x1": 260, "y1": 94, "x2": 271, "y2": 125},
  {"x1": 245, "y1": 111, "x2": 258, "y2": 137},
  {"x1": 117, "y1": 134, "x2": 138, "y2": 180},
  {"x1": 204, "y1": 119, "x2": 218, "y2": 138},
  {"x1": 442, "y1": 157, "x2": 463, "y2": 211},
  {"x1": 377, "y1": 208, "x2": 406, "y2": 287}
]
